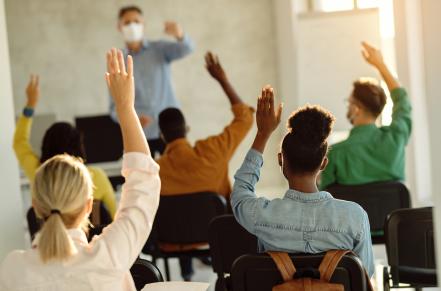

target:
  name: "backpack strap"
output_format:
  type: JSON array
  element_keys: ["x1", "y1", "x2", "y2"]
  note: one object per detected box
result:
[
  {"x1": 318, "y1": 250, "x2": 351, "y2": 282},
  {"x1": 267, "y1": 252, "x2": 297, "y2": 282}
]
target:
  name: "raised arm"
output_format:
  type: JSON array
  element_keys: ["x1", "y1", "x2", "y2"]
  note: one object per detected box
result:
[
  {"x1": 98, "y1": 48, "x2": 160, "y2": 269},
  {"x1": 252, "y1": 86, "x2": 283, "y2": 153},
  {"x1": 231, "y1": 86, "x2": 282, "y2": 233},
  {"x1": 13, "y1": 75, "x2": 41, "y2": 181},
  {"x1": 205, "y1": 51, "x2": 243, "y2": 105},
  {"x1": 361, "y1": 41, "x2": 412, "y2": 138},
  {"x1": 160, "y1": 21, "x2": 194, "y2": 62},
  {"x1": 106, "y1": 49, "x2": 149, "y2": 155},
  {"x1": 361, "y1": 41, "x2": 399, "y2": 92}
]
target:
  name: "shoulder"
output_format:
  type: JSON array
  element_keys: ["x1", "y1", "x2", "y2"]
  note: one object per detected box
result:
[
  {"x1": 1, "y1": 250, "x2": 28, "y2": 283},
  {"x1": 86, "y1": 166, "x2": 109, "y2": 182},
  {"x1": 328, "y1": 197, "x2": 368, "y2": 222}
]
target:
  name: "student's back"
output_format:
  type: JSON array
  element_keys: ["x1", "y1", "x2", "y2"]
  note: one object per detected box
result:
[
  {"x1": 1, "y1": 49, "x2": 159, "y2": 291},
  {"x1": 231, "y1": 86, "x2": 374, "y2": 277},
  {"x1": 320, "y1": 43, "x2": 412, "y2": 189}
]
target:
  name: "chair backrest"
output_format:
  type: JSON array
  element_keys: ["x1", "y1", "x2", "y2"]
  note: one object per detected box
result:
[
  {"x1": 231, "y1": 253, "x2": 368, "y2": 291},
  {"x1": 91, "y1": 200, "x2": 113, "y2": 227},
  {"x1": 385, "y1": 207, "x2": 436, "y2": 285},
  {"x1": 75, "y1": 115, "x2": 123, "y2": 163},
  {"x1": 155, "y1": 192, "x2": 227, "y2": 244},
  {"x1": 209, "y1": 214, "x2": 258, "y2": 274},
  {"x1": 326, "y1": 181, "x2": 411, "y2": 232},
  {"x1": 130, "y1": 258, "x2": 164, "y2": 291}
]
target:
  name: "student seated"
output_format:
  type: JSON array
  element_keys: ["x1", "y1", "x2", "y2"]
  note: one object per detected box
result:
[
  {"x1": 320, "y1": 42, "x2": 412, "y2": 189},
  {"x1": 13, "y1": 75, "x2": 117, "y2": 219},
  {"x1": 156, "y1": 52, "x2": 254, "y2": 280},
  {"x1": 231, "y1": 86, "x2": 374, "y2": 277},
  {"x1": 0, "y1": 49, "x2": 160, "y2": 291}
]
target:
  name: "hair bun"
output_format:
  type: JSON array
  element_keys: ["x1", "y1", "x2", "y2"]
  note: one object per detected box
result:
[{"x1": 287, "y1": 105, "x2": 335, "y2": 146}]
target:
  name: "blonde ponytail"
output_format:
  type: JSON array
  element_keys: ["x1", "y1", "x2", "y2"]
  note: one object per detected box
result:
[{"x1": 32, "y1": 154, "x2": 93, "y2": 263}]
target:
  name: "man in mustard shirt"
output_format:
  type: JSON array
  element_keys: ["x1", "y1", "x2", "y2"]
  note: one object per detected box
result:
[
  {"x1": 156, "y1": 52, "x2": 254, "y2": 280},
  {"x1": 320, "y1": 42, "x2": 412, "y2": 189},
  {"x1": 13, "y1": 76, "x2": 117, "y2": 223}
]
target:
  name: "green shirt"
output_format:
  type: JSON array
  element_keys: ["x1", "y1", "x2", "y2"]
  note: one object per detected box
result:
[{"x1": 320, "y1": 88, "x2": 412, "y2": 190}]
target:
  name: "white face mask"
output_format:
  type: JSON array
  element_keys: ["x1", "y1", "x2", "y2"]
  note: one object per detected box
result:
[{"x1": 121, "y1": 22, "x2": 144, "y2": 43}]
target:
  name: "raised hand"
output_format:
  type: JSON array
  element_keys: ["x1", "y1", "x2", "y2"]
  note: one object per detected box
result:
[
  {"x1": 106, "y1": 48, "x2": 134, "y2": 110},
  {"x1": 139, "y1": 114, "x2": 153, "y2": 128},
  {"x1": 361, "y1": 41, "x2": 384, "y2": 68},
  {"x1": 164, "y1": 21, "x2": 184, "y2": 40},
  {"x1": 256, "y1": 85, "x2": 283, "y2": 137},
  {"x1": 25, "y1": 75, "x2": 40, "y2": 109},
  {"x1": 205, "y1": 51, "x2": 227, "y2": 83}
]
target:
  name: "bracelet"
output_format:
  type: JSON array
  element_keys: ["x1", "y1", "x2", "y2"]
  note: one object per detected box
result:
[{"x1": 23, "y1": 107, "x2": 35, "y2": 117}]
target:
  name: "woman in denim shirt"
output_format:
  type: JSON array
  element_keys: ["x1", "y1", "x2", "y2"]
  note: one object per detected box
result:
[{"x1": 231, "y1": 86, "x2": 375, "y2": 277}]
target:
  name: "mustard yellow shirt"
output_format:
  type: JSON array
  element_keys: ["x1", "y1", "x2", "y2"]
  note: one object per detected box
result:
[
  {"x1": 157, "y1": 104, "x2": 254, "y2": 198},
  {"x1": 13, "y1": 116, "x2": 117, "y2": 218}
]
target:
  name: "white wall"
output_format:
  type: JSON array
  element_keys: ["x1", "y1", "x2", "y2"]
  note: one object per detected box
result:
[
  {"x1": 0, "y1": 0, "x2": 24, "y2": 260},
  {"x1": 5, "y1": 0, "x2": 283, "y2": 191},
  {"x1": 420, "y1": 0, "x2": 441, "y2": 282}
]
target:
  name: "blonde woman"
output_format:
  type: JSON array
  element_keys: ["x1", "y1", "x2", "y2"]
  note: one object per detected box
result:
[
  {"x1": 0, "y1": 49, "x2": 160, "y2": 291},
  {"x1": 13, "y1": 75, "x2": 117, "y2": 218}
]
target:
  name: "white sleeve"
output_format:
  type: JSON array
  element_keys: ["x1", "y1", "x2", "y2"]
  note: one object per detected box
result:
[{"x1": 94, "y1": 152, "x2": 161, "y2": 269}]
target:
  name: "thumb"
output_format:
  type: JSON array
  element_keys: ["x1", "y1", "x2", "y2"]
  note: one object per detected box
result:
[{"x1": 276, "y1": 103, "x2": 284, "y2": 123}]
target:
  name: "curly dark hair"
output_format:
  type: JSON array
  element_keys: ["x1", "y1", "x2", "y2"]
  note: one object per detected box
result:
[
  {"x1": 281, "y1": 105, "x2": 335, "y2": 174},
  {"x1": 352, "y1": 79, "x2": 387, "y2": 118},
  {"x1": 40, "y1": 122, "x2": 86, "y2": 164}
]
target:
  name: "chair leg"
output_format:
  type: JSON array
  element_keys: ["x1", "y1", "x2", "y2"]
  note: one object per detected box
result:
[
  {"x1": 383, "y1": 266, "x2": 390, "y2": 291},
  {"x1": 163, "y1": 258, "x2": 171, "y2": 281},
  {"x1": 215, "y1": 277, "x2": 226, "y2": 291}
]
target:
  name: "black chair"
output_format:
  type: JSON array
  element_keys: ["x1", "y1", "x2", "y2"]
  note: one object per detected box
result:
[
  {"x1": 383, "y1": 207, "x2": 437, "y2": 291},
  {"x1": 130, "y1": 258, "x2": 164, "y2": 291},
  {"x1": 231, "y1": 252, "x2": 370, "y2": 291},
  {"x1": 209, "y1": 215, "x2": 258, "y2": 291},
  {"x1": 75, "y1": 115, "x2": 123, "y2": 163},
  {"x1": 143, "y1": 192, "x2": 227, "y2": 281},
  {"x1": 26, "y1": 200, "x2": 112, "y2": 242},
  {"x1": 326, "y1": 181, "x2": 411, "y2": 244}
]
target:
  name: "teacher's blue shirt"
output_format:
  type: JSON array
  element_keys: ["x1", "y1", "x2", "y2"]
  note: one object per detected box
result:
[{"x1": 110, "y1": 35, "x2": 194, "y2": 139}]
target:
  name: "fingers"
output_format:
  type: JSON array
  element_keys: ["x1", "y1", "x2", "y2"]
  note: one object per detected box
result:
[
  {"x1": 35, "y1": 75, "x2": 39, "y2": 87},
  {"x1": 117, "y1": 50, "x2": 126, "y2": 74},
  {"x1": 361, "y1": 49, "x2": 369, "y2": 61},
  {"x1": 205, "y1": 51, "x2": 216, "y2": 66},
  {"x1": 112, "y1": 48, "x2": 120, "y2": 73},
  {"x1": 127, "y1": 55, "x2": 133, "y2": 77},
  {"x1": 106, "y1": 51, "x2": 113, "y2": 73},
  {"x1": 105, "y1": 73, "x2": 110, "y2": 87},
  {"x1": 276, "y1": 103, "x2": 284, "y2": 123}
]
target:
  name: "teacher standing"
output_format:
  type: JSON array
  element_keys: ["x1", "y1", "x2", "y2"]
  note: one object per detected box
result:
[{"x1": 110, "y1": 5, "x2": 194, "y2": 156}]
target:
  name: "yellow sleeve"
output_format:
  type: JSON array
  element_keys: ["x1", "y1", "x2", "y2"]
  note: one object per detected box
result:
[
  {"x1": 196, "y1": 104, "x2": 254, "y2": 161},
  {"x1": 88, "y1": 166, "x2": 117, "y2": 219},
  {"x1": 13, "y1": 115, "x2": 40, "y2": 181}
]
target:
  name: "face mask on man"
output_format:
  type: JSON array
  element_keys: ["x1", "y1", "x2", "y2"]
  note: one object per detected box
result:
[{"x1": 122, "y1": 22, "x2": 144, "y2": 43}]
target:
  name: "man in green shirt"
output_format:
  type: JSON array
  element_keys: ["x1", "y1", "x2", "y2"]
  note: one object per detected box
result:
[{"x1": 320, "y1": 42, "x2": 412, "y2": 190}]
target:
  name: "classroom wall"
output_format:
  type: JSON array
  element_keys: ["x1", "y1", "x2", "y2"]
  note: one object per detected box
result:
[
  {"x1": 421, "y1": 0, "x2": 441, "y2": 279},
  {"x1": 5, "y1": 0, "x2": 285, "y2": 191},
  {"x1": 0, "y1": 0, "x2": 24, "y2": 260}
]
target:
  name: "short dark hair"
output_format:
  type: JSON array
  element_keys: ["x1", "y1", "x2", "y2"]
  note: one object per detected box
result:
[
  {"x1": 159, "y1": 108, "x2": 187, "y2": 143},
  {"x1": 282, "y1": 105, "x2": 335, "y2": 174},
  {"x1": 40, "y1": 122, "x2": 86, "y2": 164},
  {"x1": 118, "y1": 5, "x2": 143, "y2": 19},
  {"x1": 352, "y1": 79, "x2": 387, "y2": 118}
]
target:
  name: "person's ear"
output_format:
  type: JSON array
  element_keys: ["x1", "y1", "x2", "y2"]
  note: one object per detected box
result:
[
  {"x1": 278, "y1": 152, "x2": 283, "y2": 167},
  {"x1": 320, "y1": 157, "x2": 329, "y2": 171},
  {"x1": 117, "y1": 21, "x2": 122, "y2": 32}
]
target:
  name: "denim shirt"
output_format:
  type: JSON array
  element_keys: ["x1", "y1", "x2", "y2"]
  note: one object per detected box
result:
[
  {"x1": 110, "y1": 35, "x2": 195, "y2": 139},
  {"x1": 231, "y1": 149, "x2": 375, "y2": 277}
]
